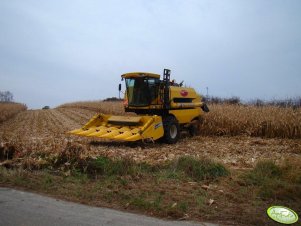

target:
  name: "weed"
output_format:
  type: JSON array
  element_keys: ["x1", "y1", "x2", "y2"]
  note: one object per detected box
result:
[
  {"x1": 154, "y1": 169, "x2": 183, "y2": 185},
  {"x1": 281, "y1": 158, "x2": 301, "y2": 184},
  {"x1": 86, "y1": 156, "x2": 156, "y2": 177},
  {"x1": 10, "y1": 170, "x2": 32, "y2": 187},
  {"x1": 195, "y1": 195, "x2": 206, "y2": 209},
  {"x1": 153, "y1": 194, "x2": 163, "y2": 211},
  {"x1": 87, "y1": 157, "x2": 135, "y2": 176},
  {"x1": 119, "y1": 177, "x2": 128, "y2": 186},
  {"x1": 131, "y1": 196, "x2": 151, "y2": 210},
  {"x1": 174, "y1": 156, "x2": 229, "y2": 181},
  {"x1": 242, "y1": 160, "x2": 301, "y2": 201},
  {"x1": 71, "y1": 169, "x2": 88, "y2": 183},
  {"x1": 243, "y1": 160, "x2": 281, "y2": 186},
  {"x1": 43, "y1": 174, "x2": 53, "y2": 185},
  {"x1": 178, "y1": 201, "x2": 188, "y2": 212}
]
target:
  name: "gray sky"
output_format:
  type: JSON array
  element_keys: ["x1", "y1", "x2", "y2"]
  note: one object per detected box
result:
[{"x1": 0, "y1": 0, "x2": 300, "y2": 109}]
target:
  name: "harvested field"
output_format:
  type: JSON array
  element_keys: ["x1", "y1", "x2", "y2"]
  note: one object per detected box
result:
[
  {"x1": 0, "y1": 102, "x2": 300, "y2": 226},
  {"x1": 0, "y1": 107, "x2": 300, "y2": 169}
]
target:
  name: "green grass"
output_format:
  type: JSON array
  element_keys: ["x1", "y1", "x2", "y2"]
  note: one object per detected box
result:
[
  {"x1": 1, "y1": 157, "x2": 301, "y2": 225},
  {"x1": 173, "y1": 156, "x2": 229, "y2": 181},
  {"x1": 85, "y1": 156, "x2": 155, "y2": 177},
  {"x1": 83, "y1": 156, "x2": 229, "y2": 182},
  {"x1": 178, "y1": 201, "x2": 188, "y2": 212},
  {"x1": 0, "y1": 155, "x2": 229, "y2": 219},
  {"x1": 243, "y1": 160, "x2": 281, "y2": 186},
  {"x1": 241, "y1": 160, "x2": 301, "y2": 200}
]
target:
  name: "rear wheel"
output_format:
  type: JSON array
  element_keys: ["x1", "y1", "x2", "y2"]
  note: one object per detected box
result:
[{"x1": 163, "y1": 116, "x2": 180, "y2": 144}]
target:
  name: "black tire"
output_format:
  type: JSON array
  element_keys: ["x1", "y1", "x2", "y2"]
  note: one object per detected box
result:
[
  {"x1": 188, "y1": 124, "x2": 197, "y2": 136},
  {"x1": 163, "y1": 116, "x2": 180, "y2": 144},
  {"x1": 188, "y1": 119, "x2": 201, "y2": 137}
]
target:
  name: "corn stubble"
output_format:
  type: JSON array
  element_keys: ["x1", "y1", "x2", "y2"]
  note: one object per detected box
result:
[{"x1": 0, "y1": 101, "x2": 300, "y2": 171}]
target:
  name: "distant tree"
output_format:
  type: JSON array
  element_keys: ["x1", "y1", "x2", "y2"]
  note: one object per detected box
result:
[
  {"x1": 225, "y1": 96, "x2": 241, "y2": 105},
  {"x1": 0, "y1": 91, "x2": 14, "y2": 102},
  {"x1": 203, "y1": 96, "x2": 241, "y2": 105}
]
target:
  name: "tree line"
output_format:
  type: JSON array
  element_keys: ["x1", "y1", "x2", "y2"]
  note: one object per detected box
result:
[
  {"x1": 0, "y1": 91, "x2": 14, "y2": 102},
  {"x1": 202, "y1": 95, "x2": 301, "y2": 108}
]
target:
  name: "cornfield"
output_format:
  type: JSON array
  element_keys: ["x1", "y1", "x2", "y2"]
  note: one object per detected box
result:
[
  {"x1": 59, "y1": 101, "x2": 301, "y2": 139},
  {"x1": 58, "y1": 101, "x2": 126, "y2": 115},
  {"x1": 0, "y1": 100, "x2": 300, "y2": 226},
  {"x1": 0, "y1": 101, "x2": 300, "y2": 169},
  {"x1": 0, "y1": 102, "x2": 27, "y2": 123},
  {"x1": 200, "y1": 104, "x2": 301, "y2": 139}
]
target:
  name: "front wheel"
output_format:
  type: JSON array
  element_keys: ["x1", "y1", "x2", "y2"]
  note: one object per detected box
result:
[
  {"x1": 188, "y1": 119, "x2": 201, "y2": 136},
  {"x1": 163, "y1": 116, "x2": 180, "y2": 144}
]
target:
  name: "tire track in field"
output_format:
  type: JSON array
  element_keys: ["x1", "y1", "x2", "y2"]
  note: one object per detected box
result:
[
  {"x1": 0, "y1": 109, "x2": 85, "y2": 141},
  {"x1": 0, "y1": 110, "x2": 29, "y2": 133},
  {"x1": 55, "y1": 108, "x2": 84, "y2": 125},
  {"x1": 56, "y1": 108, "x2": 93, "y2": 127},
  {"x1": 37, "y1": 110, "x2": 62, "y2": 136},
  {"x1": 58, "y1": 108, "x2": 95, "y2": 123},
  {"x1": 0, "y1": 110, "x2": 34, "y2": 140},
  {"x1": 46, "y1": 110, "x2": 69, "y2": 134},
  {"x1": 28, "y1": 110, "x2": 40, "y2": 136},
  {"x1": 20, "y1": 110, "x2": 47, "y2": 139},
  {"x1": 36, "y1": 110, "x2": 50, "y2": 134},
  {"x1": 49, "y1": 109, "x2": 82, "y2": 131}
]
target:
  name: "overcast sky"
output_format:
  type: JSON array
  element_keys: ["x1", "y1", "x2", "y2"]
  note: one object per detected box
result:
[{"x1": 0, "y1": 0, "x2": 300, "y2": 109}]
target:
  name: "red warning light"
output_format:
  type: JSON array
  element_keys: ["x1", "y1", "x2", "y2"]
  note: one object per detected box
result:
[{"x1": 180, "y1": 90, "x2": 188, "y2": 97}]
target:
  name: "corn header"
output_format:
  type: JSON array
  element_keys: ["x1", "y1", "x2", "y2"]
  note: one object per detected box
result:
[{"x1": 69, "y1": 69, "x2": 209, "y2": 143}]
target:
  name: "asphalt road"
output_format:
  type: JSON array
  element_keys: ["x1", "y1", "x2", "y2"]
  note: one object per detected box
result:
[{"x1": 0, "y1": 187, "x2": 219, "y2": 226}]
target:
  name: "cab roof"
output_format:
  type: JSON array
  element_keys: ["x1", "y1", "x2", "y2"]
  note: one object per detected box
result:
[{"x1": 121, "y1": 72, "x2": 160, "y2": 79}]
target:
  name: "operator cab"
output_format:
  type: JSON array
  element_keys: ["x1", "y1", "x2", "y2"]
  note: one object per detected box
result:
[{"x1": 121, "y1": 72, "x2": 160, "y2": 106}]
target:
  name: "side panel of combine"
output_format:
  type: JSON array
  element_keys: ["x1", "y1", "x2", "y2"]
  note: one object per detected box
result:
[
  {"x1": 169, "y1": 108, "x2": 202, "y2": 124},
  {"x1": 68, "y1": 114, "x2": 164, "y2": 142}
]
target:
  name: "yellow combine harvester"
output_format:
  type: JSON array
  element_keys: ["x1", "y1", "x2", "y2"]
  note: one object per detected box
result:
[{"x1": 69, "y1": 69, "x2": 209, "y2": 143}]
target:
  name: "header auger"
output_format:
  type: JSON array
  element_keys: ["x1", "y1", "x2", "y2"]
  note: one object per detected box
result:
[{"x1": 69, "y1": 69, "x2": 209, "y2": 143}]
